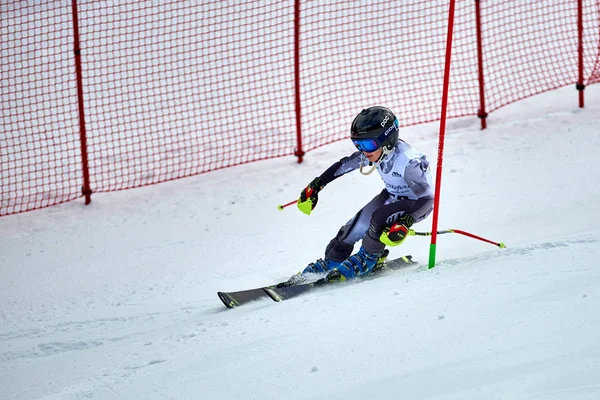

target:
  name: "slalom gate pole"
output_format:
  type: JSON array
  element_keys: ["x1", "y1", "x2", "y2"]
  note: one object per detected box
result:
[
  {"x1": 428, "y1": 0, "x2": 457, "y2": 269},
  {"x1": 277, "y1": 199, "x2": 298, "y2": 211},
  {"x1": 410, "y1": 229, "x2": 505, "y2": 248}
]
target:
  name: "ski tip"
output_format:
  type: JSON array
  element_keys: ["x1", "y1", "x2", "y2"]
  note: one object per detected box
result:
[{"x1": 217, "y1": 291, "x2": 238, "y2": 309}]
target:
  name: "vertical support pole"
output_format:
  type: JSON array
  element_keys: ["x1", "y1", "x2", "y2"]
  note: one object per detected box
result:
[
  {"x1": 71, "y1": 0, "x2": 92, "y2": 204},
  {"x1": 293, "y1": 0, "x2": 304, "y2": 163},
  {"x1": 474, "y1": 0, "x2": 488, "y2": 129},
  {"x1": 577, "y1": 0, "x2": 585, "y2": 108},
  {"x1": 428, "y1": 0, "x2": 457, "y2": 269}
]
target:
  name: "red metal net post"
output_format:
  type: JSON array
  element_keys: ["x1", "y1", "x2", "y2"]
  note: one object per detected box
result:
[
  {"x1": 474, "y1": 0, "x2": 488, "y2": 130},
  {"x1": 71, "y1": 0, "x2": 92, "y2": 204},
  {"x1": 293, "y1": 0, "x2": 304, "y2": 163},
  {"x1": 577, "y1": 0, "x2": 586, "y2": 107}
]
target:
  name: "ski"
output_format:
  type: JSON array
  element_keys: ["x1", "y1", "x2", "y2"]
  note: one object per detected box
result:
[
  {"x1": 218, "y1": 255, "x2": 417, "y2": 308},
  {"x1": 263, "y1": 279, "x2": 328, "y2": 302},
  {"x1": 217, "y1": 286, "x2": 275, "y2": 309},
  {"x1": 264, "y1": 255, "x2": 417, "y2": 302}
]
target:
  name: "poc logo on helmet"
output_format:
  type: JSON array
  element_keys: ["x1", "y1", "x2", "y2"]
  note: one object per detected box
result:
[
  {"x1": 383, "y1": 123, "x2": 397, "y2": 137},
  {"x1": 381, "y1": 116, "x2": 390, "y2": 127}
]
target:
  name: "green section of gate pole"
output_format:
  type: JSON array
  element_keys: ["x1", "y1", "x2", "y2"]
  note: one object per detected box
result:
[{"x1": 428, "y1": 243, "x2": 437, "y2": 269}]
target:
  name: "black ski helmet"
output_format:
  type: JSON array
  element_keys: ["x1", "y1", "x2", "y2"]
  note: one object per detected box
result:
[{"x1": 350, "y1": 106, "x2": 399, "y2": 151}]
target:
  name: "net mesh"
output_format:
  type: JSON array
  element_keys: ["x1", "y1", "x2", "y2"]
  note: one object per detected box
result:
[{"x1": 2, "y1": 0, "x2": 600, "y2": 215}]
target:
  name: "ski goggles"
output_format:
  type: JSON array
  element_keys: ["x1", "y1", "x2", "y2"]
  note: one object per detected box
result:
[{"x1": 351, "y1": 120, "x2": 398, "y2": 152}]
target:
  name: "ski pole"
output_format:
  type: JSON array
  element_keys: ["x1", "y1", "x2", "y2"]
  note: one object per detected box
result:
[
  {"x1": 275, "y1": 201, "x2": 505, "y2": 248},
  {"x1": 409, "y1": 229, "x2": 506, "y2": 248},
  {"x1": 277, "y1": 199, "x2": 298, "y2": 211}
]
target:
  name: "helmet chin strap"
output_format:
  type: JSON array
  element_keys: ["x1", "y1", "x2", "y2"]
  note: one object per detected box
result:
[
  {"x1": 359, "y1": 145, "x2": 393, "y2": 176},
  {"x1": 359, "y1": 162, "x2": 378, "y2": 175}
]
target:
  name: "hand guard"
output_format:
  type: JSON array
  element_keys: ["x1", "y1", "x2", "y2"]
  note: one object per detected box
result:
[
  {"x1": 297, "y1": 177, "x2": 325, "y2": 215},
  {"x1": 379, "y1": 213, "x2": 415, "y2": 247}
]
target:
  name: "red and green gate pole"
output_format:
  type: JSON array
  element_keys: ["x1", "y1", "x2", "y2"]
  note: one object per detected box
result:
[{"x1": 429, "y1": 0, "x2": 457, "y2": 269}]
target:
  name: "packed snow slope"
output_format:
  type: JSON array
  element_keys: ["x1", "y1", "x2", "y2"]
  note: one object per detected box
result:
[{"x1": 2, "y1": 85, "x2": 600, "y2": 400}]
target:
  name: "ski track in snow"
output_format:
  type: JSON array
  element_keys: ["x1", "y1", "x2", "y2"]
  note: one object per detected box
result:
[{"x1": 2, "y1": 232, "x2": 600, "y2": 399}]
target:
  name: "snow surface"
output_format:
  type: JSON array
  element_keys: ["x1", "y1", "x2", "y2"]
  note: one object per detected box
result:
[{"x1": 2, "y1": 85, "x2": 600, "y2": 399}]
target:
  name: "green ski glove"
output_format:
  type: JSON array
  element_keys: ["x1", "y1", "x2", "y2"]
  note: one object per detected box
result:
[
  {"x1": 298, "y1": 177, "x2": 325, "y2": 215},
  {"x1": 379, "y1": 213, "x2": 415, "y2": 246}
]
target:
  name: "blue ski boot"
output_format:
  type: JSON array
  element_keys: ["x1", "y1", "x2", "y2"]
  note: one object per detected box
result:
[
  {"x1": 302, "y1": 258, "x2": 341, "y2": 274},
  {"x1": 325, "y1": 247, "x2": 386, "y2": 282},
  {"x1": 278, "y1": 258, "x2": 342, "y2": 288}
]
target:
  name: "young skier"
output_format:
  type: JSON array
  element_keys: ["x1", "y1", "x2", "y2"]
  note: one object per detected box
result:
[{"x1": 285, "y1": 106, "x2": 434, "y2": 285}]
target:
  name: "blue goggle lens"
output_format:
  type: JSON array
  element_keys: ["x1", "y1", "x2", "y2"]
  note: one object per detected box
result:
[
  {"x1": 352, "y1": 138, "x2": 381, "y2": 152},
  {"x1": 351, "y1": 118, "x2": 399, "y2": 153}
]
